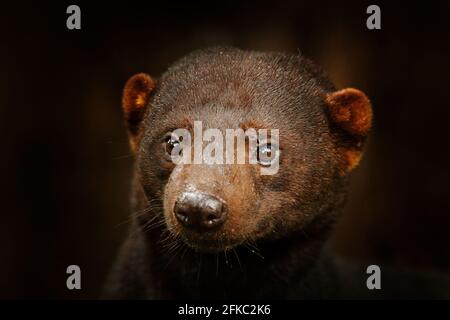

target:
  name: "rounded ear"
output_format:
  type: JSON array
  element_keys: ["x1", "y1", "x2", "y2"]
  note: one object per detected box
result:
[
  {"x1": 326, "y1": 88, "x2": 372, "y2": 136},
  {"x1": 122, "y1": 73, "x2": 156, "y2": 152},
  {"x1": 325, "y1": 88, "x2": 373, "y2": 174}
]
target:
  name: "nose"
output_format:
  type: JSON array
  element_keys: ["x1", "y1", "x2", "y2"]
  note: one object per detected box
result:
[{"x1": 174, "y1": 192, "x2": 228, "y2": 230}]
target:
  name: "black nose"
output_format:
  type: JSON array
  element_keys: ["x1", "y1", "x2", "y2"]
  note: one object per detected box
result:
[{"x1": 174, "y1": 192, "x2": 227, "y2": 230}]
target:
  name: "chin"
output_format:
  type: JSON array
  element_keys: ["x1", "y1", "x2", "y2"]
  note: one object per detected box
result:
[{"x1": 176, "y1": 231, "x2": 246, "y2": 253}]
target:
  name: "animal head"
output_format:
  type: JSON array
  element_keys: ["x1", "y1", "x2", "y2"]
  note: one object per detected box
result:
[{"x1": 121, "y1": 48, "x2": 372, "y2": 253}]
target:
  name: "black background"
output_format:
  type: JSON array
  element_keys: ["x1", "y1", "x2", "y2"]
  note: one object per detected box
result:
[{"x1": 1, "y1": 1, "x2": 450, "y2": 299}]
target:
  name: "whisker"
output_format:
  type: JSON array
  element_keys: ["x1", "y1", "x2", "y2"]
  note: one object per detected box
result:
[
  {"x1": 232, "y1": 248, "x2": 242, "y2": 271},
  {"x1": 224, "y1": 249, "x2": 231, "y2": 269},
  {"x1": 114, "y1": 206, "x2": 153, "y2": 228},
  {"x1": 246, "y1": 239, "x2": 262, "y2": 252},
  {"x1": 244, "y1": 243, "x2": 265, "y2": 260},
  {"x1": 163, "y1": 237, "x2": 185, "y2": 269}
]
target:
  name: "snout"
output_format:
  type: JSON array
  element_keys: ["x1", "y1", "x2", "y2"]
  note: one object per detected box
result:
[{"x1": 174, "y1": 192, "x2": 228, "y2": 230}]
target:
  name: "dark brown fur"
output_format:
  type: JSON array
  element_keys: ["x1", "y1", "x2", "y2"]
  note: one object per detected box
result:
[{"x1": 104, "y1": 47, "x2": 372, "y2": 299}]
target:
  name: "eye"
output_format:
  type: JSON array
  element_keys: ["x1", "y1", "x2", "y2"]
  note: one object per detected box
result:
[
  {"x1": 163, "y1": 133, "x2": 182, "y2": 161},
  {"x1": 257, "y1": 143, "x2": 279, "y2": 166}
]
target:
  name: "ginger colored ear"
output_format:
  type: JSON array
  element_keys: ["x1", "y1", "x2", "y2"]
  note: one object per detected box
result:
[
  {"x1": 122, "y1": 73, "x2": 156, "y2": 152},
  {"x1": 325, "y1": 88, "x2": 373, "y2": 174}
]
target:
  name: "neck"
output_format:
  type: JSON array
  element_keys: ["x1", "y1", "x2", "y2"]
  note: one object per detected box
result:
[{"x1": 139, "y1": 219, "x2": 335, "y2": 299}]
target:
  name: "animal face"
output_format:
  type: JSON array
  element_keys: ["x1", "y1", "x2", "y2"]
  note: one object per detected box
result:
[{"x1": 122, "y1": 48, "x2": 372, "y2": 253}]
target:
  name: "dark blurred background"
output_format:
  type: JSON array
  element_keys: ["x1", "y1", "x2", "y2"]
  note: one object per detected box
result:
[{"x1": 1, "y1": 1, "x2": 449, "y2": 299}]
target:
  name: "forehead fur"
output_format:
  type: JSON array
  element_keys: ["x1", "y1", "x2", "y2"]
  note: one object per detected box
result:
[{"x1": 143, "y1": 47, "x2": 336, "y2": 136}]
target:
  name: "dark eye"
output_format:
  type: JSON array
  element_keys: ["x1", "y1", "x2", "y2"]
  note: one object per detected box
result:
[
  {"x1": 257, "y1": 143, "x2": 279, "y2": 166},
  {"x1": 163, "y1": 134, "x2": 182, "y2": 161},
  {"x1": 165, "y1": 137, "x2": 179, "y2": 154}
]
